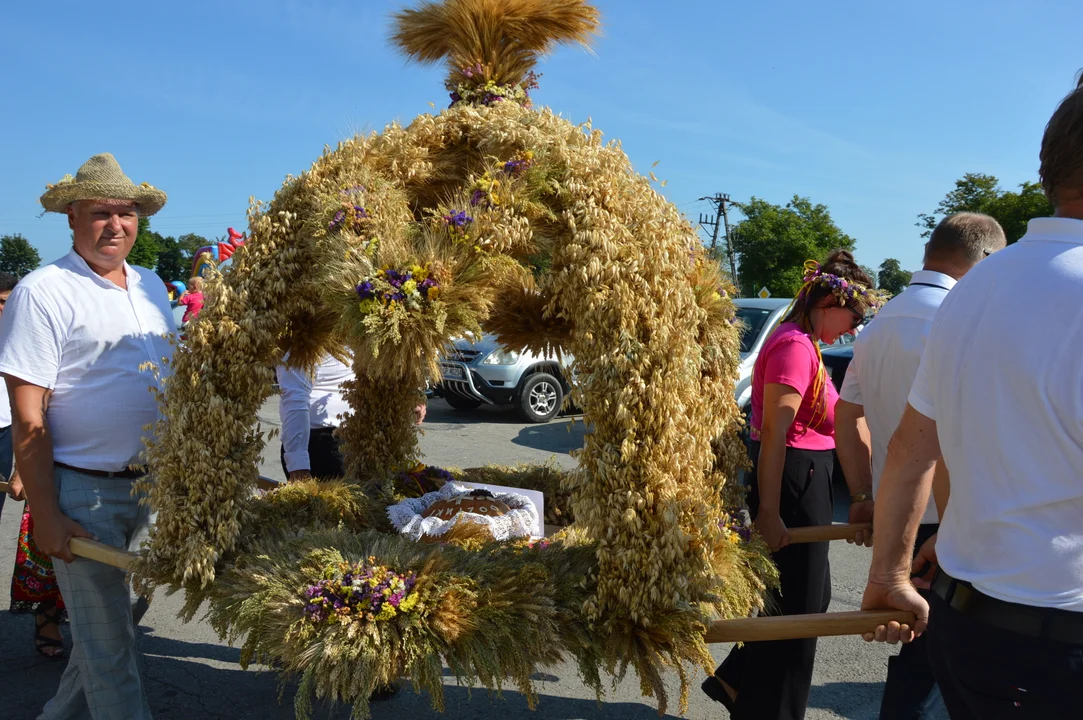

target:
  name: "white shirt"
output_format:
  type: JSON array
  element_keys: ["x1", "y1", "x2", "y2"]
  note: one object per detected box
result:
[
  {"x1": 0, "y1": 367, "x2": 9, "y2": 428},
  {"x1": 0, "y1": 250, "x2": 176, "y2": 471},
  {"x1": 909, "y1": 217, "x2": 1083, "y2": 611},
  {"x1": 277, "y1": 352, "x2": 353, "y2": 473},
  {"x1": 840, "y1": 270, "x2": 956, "y2": 525}
]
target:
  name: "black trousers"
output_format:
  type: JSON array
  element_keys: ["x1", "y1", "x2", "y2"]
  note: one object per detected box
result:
[
  {"x1": 279, "y1": 426, "x2": 346, "y2": 479},
  {"x1": 926, "y1": 588, "x2": 1083, "y2": 719},
  {"x1": 715, "y1": 442, "x2": 835, "y2": 720},
  {"x1": 879, "y1": 522, "x2": 940, "y2": 720}
]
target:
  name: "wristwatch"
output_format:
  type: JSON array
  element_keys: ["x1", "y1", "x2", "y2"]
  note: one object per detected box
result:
[{"x1": 850, "y1": 492, "x2": 873, "y2": 503}]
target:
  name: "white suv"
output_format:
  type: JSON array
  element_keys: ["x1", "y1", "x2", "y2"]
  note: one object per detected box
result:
[{"x1": 733, "y1": 298, "x2": 793, "y2": 413}]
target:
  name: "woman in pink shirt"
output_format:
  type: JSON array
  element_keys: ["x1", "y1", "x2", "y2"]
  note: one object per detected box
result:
[
  {"x1": 705, "y1": 250, "x2": 881, "y2": 720},
  {"x1": 178, "y1": 276, "x2": 204, "y2": 324}
]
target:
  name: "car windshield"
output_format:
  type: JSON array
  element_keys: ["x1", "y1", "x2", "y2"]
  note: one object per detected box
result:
[{"x1": 735, "y1": 306, "x2": 775, "y2": 354}]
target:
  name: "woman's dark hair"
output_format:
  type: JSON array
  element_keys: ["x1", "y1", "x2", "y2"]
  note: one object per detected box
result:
[
  {"x1": 0, "y1": 272, "x2": 18, "y2": 293},
  {"x1": 782, "y1": 249, "x2": 874, "y2": 327}
]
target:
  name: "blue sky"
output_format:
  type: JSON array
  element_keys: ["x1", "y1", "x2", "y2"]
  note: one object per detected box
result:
[{"x1": 1, "y1": 0, "x2": 1080, "y2": 279}]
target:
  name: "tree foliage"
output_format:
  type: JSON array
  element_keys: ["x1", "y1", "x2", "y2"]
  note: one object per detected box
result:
[
  {"x1": 155, "y1": 236, "x2": 189, "y2": 281},
  {"x1": 732, "y1": 195, "x2": 856, "y2": 297},
  {"x1": 176, "y1": 233, "x2": 211, "y2": 259},
  {"x1": 128, "y1": 217, "x2": 162, "y2": 269},
  {"x1": 918, "y1": 172, "x2": 1052, "y2": 244},
  {"x1": 878, "y1": 258, "x2": 912, "y2": 297},
  {"x1": 860, "y1": 265, "x2": 878, "y2": 289},
  {"x1": 0, "y1": 234, "x2": 42, "y2": 277}
]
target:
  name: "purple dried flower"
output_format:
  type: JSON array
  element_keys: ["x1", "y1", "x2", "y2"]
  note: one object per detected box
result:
[
  {"x1": 329, "y1": 210, "x2": 346, "y2": 231},
  {"x1": 503, "y1": 159, "x2": 528, "y2": 175},
  {"x1": 444, "y1": 210, "x2": 473, "y2": 228},
  {"x1": 470, "y1": 189, "x2": 487, "y2": 206},
  {"x1": 355, "y1": 281, "x2": 375, "y2": 300}
]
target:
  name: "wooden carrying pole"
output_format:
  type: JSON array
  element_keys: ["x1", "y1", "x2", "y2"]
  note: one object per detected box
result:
[
  {"x1": 65, "y1": 534, "x2": 915, "y2": 644},
  {"x1": 705, "y1": 609, "x2": 917, "y2": 643},
  {"x1": 69, "y1": 537, "x2": 138, "y2": 571},
  {"x1": 788, "y1": 522, "x2": 871, "y2": 544},
  {"x1": 6, "y1": 477, "x2": 891, "y2": 644}
]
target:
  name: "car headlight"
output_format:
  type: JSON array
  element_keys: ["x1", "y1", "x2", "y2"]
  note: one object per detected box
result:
[{"x1": 481, "y1": 348, "x2": 520, "y2": 365}]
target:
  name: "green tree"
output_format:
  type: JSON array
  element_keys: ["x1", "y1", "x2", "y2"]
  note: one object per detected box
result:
[
  {"x1": 176, "y1": 233, "x2": 210, "y2": 259},
  {"x1": 860, "y1": 264, "x2": 878, "y2": 289},
  {"x1": 155, "y1": 235, "x2": 188, "y2": 281},
  {"x1": 0, "y1": 233, "x2": 42, "y2": 277},
  {"x1": 128, "y1": 217, "x2": 162, "y2": 269},
  {"x1": 732, "y1": 195, "x2": 856, "y2": 297},
  {"x1": 878, "y1": 258, "x2": 912, "y2": 297},
  {"x1": 918, "y1": 172, "x2": 1052, "y2": 244}
]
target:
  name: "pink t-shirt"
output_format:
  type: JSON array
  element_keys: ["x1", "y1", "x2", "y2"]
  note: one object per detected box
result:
[
  {"x1": 750, "y1": 322, "x2": 837, "y2": 451},
  {"x1": 179, "y1": 291, "x2": 203, "y2": 323}
]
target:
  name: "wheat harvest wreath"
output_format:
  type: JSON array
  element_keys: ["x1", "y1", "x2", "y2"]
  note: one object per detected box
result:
[{"x1": 134, "y1": 1, "x2": 779, "y2": 718}]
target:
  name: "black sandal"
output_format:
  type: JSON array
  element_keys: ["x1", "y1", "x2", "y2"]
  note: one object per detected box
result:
[{"x1": 34, "y1": 604, "x2": 66, "y2": 660}]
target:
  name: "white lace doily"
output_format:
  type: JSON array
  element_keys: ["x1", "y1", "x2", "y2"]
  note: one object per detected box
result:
[{"x1": 388, "y1": 482, "x2": 539, "y2": 542}]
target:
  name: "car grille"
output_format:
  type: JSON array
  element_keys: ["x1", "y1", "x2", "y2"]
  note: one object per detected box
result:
[{"x1": 445, "y1": 348, "x2": 482, "y2": 363}]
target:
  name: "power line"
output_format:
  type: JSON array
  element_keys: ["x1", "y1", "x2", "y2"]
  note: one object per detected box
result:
[{"x1": 697, "y1": 192, "x2": 740, "y2": 294}]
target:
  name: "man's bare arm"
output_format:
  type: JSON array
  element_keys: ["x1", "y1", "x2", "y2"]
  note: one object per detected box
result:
[
  {"x1": 835, "y1": 399, "x2": 874, "y2": 498},
  {"x1": 860, "y1": 404, "x2": 942, "y2": 644},
  {"x1": 932, "y1": 459, "x2": 950, "y2": 520},
  {"x1": 868, "y1": 404, "x2": 942, "y2": 584},
  {"x1": 5, "y1": 375, "x2": 90, "y2": 562}
]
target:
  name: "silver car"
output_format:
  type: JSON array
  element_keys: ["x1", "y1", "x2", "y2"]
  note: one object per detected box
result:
[{"x1": 433, "y1": 334, "x2": 573, "y2": 423}]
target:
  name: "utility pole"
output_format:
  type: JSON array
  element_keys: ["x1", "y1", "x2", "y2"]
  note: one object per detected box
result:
[{"x1": 698, "y1": 193, "x2": 740, "y2": 294}]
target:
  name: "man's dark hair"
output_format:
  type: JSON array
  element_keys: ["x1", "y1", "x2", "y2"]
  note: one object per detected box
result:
[
  {"x1": 924, "y1": 212, "x2": 1007, "y2": 267},
  {"x1": 1039, "y1": 72, "x2": 1083, "y2": 204},
  {"x1": 0, "y1": 272, "x2": 18, "y2": 293}
]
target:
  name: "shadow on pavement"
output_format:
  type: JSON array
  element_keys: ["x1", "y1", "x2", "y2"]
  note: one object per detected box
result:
[
  {"x1": 113, "y1": 652, "x2": 687, "y2": 720},
  {"x1": 424, "y1": 402, "x2": 525, "y2": 426},
  {"x1": 139, "y1": 631, "x2": 244, "y2": 664},
  {"x1": 807, "y1": 680, "x2": 884, "y2": 719},
  {"x1": 511, "y1": 419, "x2": 588, "y2": 455}
]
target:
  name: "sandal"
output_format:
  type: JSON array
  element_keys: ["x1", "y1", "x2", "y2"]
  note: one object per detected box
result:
[{"x1": 34, "y1": 604, "x2": 66, "y2": 660}]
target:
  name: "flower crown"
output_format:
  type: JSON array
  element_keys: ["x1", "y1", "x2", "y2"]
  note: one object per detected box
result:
[{"x1": 797, "y1": 259, "x2": 886, "y2": 314}]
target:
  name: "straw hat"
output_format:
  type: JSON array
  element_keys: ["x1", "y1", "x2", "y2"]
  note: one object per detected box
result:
[{"x1": 39, "y1": 153, "x2": 167, "y2": 216}]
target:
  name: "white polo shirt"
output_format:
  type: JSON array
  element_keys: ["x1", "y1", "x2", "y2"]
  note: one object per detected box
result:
[
  {"x1": 909, "y1": 217, "x2": 1083, "y2": 611},
  {"x1": 0, "y1": 369, "x2": 9, "y2": 428},
  {"x1": 0, "y1": 250, "x2": 176, "y2": 472},
  {"x1": 840, "y1": 270, "x2": 956, "y2": 525},
  {"x1": 277, "y1": 352, "x2": 353, "y2": 473}
]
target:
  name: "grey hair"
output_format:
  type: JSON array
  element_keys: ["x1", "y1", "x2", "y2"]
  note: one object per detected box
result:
[{"x1": 924, "y1": 212, "x2": 1007, "y2": 267}]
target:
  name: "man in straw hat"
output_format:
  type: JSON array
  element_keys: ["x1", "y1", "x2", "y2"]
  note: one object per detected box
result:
[
  {"x1": 861, "y1": 72, "x2": 1083, "y2": 719},
  {"x1": 0, "y1": 152, "x2": 175, "y2": 719}
]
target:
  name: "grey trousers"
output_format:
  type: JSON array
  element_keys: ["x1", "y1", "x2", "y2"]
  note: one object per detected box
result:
[{"x1": 40, "y1": 466, "x2": 154, "y2": 720}]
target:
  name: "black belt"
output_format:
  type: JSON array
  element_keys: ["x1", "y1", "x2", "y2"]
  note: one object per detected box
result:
[
  {"x1": 931, "y1": 569, "x2": 1083, "y2": 644},
  {"x1": 55, "y1": 462, "x2": 146, "y2": 480}
]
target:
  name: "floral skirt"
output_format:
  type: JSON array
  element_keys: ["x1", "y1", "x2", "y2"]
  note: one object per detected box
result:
[{"x1": 10, "y1": 508, "x2": 66, "y2": 614}]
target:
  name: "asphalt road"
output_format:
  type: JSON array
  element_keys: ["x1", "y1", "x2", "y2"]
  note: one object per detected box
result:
[{"x1": 0, "y1": 398, "x2": 947, "y2": 720}]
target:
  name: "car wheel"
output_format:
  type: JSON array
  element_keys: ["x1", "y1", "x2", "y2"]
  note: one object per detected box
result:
[
  {"x1": 517, "y1": 372, "x2": 563, "y2": 423},
  {"x1": 444, "y1": 395, "x2": 483, "y2": 411}
]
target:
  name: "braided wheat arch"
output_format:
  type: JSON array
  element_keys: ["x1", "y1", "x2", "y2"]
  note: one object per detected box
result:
[{"x1": 137, "y1": 1, "x2": 775, "y2": 717}]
